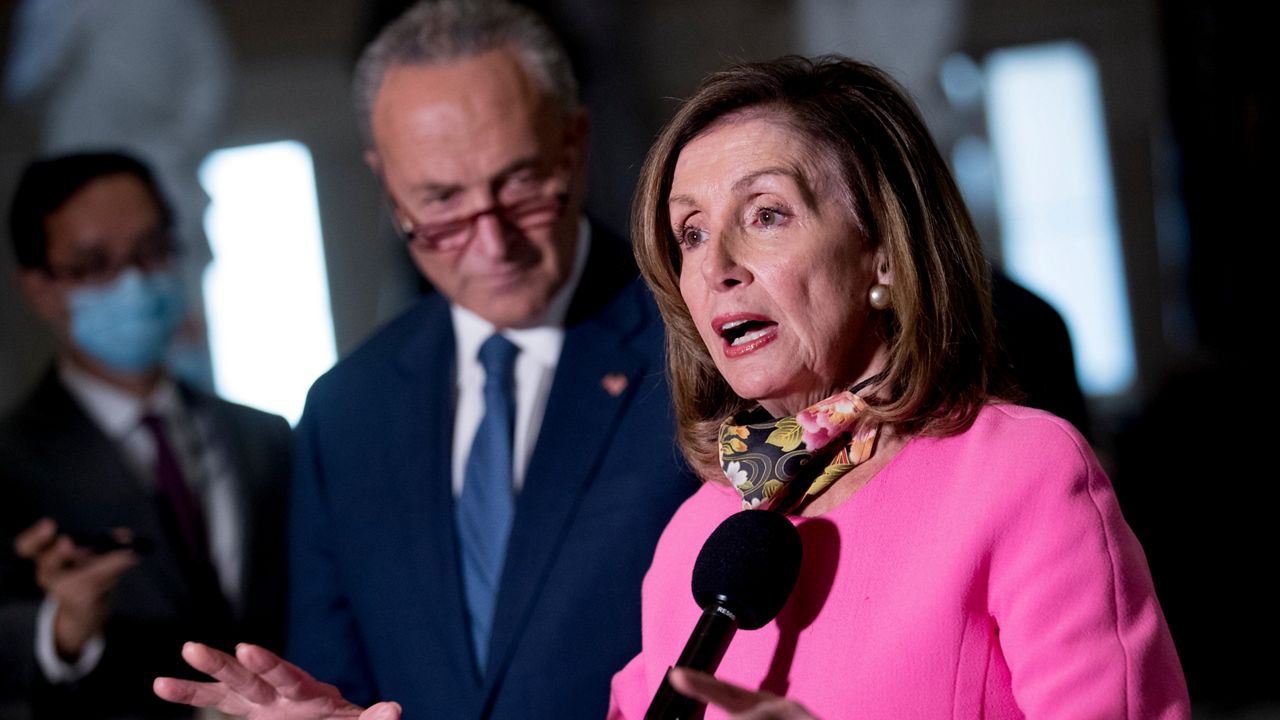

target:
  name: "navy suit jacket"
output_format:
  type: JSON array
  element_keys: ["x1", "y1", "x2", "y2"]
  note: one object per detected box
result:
[{"x1": 288, "y1": 231, "x2": 697, "y2": 718}]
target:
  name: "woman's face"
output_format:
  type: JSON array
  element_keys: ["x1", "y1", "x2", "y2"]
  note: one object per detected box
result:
[{"x1": 670, "y1": 115, "x2": 890, "y2": 417}]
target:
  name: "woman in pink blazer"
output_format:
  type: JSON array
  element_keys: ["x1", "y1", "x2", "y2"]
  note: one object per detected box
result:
[{"x1": 610, "y1": 55, "x2": 1189, "y2": 719}]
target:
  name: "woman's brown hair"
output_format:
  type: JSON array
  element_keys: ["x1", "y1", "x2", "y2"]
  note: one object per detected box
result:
[{"x1": 633, "y1": 55, "x2": 1000, "y2": 478}]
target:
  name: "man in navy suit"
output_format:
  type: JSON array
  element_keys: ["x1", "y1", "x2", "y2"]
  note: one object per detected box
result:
[{"x1": 155, "y1": 1, "x2": 695, "y2": 718}]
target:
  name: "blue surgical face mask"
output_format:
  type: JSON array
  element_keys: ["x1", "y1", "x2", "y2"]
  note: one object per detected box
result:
[{"x1": 67, "y1": 268, "x2": 186, "y2": 373}]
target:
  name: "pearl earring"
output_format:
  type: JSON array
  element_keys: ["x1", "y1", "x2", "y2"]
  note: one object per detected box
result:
[{"x1": 869, "y1": 284, "x2": 891, "y2": 310}]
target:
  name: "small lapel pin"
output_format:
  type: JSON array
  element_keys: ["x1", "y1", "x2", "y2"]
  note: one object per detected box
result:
[{"x1": 602, "y1": 373, "x2": 628, "y2": 397}]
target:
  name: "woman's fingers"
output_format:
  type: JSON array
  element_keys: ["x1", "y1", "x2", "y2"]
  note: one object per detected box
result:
[
  {"x1": 236, "y1": 643, "x2": 334, "y2": 704},
  {"x1": 668, "y1": 668, "x2": 818, "y2": 720},
  {"x1": 181, "y1": 642, "x2": 278, "y2": 705},
  {"x1": 732, "y1": 699, "x2": 818, "y2": 720},
  {"x1": 668, "y1": 668, "x2": 762, "y2": 712},
  {"x1": 152, "y1": 676, "x2": 242, "y2": 714},
  {"x1": 235, "y1": 642, "x2": 291, "y2": 675},
  {"x1": 157, "y1": 641, "x2": 376, "y2": 719},
  {"x1": 360, "y1": 702, "x2": 403, "y2": 720}
]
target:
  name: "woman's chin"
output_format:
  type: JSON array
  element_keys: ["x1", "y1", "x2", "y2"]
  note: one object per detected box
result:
[{"x1": 736, "y1": 386, "x2": 822, "y2": 418}]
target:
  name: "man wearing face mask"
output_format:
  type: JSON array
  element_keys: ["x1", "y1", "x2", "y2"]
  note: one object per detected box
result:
[{"x1": 0, "y1": 151, "x2": 292, "y2": 719}]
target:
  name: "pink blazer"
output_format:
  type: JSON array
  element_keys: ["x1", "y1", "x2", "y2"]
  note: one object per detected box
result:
[{"x1": 610, "y1": 404, "x2": 1189, "y2": 719}]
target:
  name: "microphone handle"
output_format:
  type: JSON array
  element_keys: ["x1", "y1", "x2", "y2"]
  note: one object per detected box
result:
[{"x1": 645, "y1": 602, "x2": 739, "y2": 720}]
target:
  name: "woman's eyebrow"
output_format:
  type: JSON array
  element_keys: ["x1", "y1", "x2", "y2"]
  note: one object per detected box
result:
[
  {"x1": 667, "y1": 193, "x2": 698, "y2": 208},
  {"x1": 666, "y1": 165, "x2": 819, "y2": 209},
  {"x1": 733, "y1": 166, "x2": 818, "y2": 208}
]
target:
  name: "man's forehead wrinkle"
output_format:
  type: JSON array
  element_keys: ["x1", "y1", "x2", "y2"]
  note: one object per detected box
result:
[
  {"x1": 372, "y1": 53, "x2": 553, "y2": 194},
  {"x1": 381, "y1": 103, "x2": 475, "y2": 182},
  {"x1": 382, "y1": 109, "x2": 542, "y2": 195}
]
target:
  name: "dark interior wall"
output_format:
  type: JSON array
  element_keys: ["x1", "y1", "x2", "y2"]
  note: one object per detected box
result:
[
  {"x1": 1158, "y1": 0, "x2": 1271, "y2": 358},
  {"x1": 958, "y1": 0, "x2": 1169, "y2": 434},
  {"x1": 211, "y1": 1, "x2": 398, "y2": 357},
  {"x1": 0, "y1": 1, "x2": 47, "y2": 410},
  {"x1": 1112, "y1": 1, "x2": 1276, "y2": 712}
]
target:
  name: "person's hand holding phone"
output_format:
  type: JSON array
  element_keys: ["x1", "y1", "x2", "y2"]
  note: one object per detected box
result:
[{"x1": 14, "y1": 518, "x2": 139, "y2": 661}]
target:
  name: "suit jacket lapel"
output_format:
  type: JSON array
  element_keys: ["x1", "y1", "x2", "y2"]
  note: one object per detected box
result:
[
  {"x1": 181, "y1": 388, "x2": 252, "y2": 620},
  {"x1": 482, "y1": 231, "x2": 649, "y2": 693},
  {"x1": 28, "y1": 370, "x2": 149, "y2": 513},
  {"x1": 387, "y1": 298, "x2": 483, "y2": 695},
  {"x1": 188, "y1": 387, "x2": 291, "y2": 647}
]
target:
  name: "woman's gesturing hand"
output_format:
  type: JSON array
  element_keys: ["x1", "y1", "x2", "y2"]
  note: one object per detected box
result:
[
  {"x1": 668, "y1": 668, "x2": 818, "y2": 720},
  {"x1": 153, "y1": 642, "x2": 401, "y2": 720}
]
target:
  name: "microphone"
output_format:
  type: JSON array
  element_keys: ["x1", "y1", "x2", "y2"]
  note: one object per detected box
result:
[{"x1": 645, "y1": 509, "x2": 802, "y2": 720}]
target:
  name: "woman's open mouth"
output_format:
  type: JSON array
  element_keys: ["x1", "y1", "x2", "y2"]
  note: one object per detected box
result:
[{"x1": 715, "y1": 314, "x2": 779, "y2": 357}]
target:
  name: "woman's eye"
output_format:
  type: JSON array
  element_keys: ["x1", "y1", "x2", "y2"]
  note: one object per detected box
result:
[
  {"x1": 755, "y1": 207, "x2": 786, "y2": 228},
  {"x1": 676, "y1": 225, "x2": 707, "y2": 248}
]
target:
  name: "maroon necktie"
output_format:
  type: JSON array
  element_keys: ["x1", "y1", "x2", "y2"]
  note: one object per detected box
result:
[
  {"x1": 140, "y1": 414, "x2": 210, "y2": 567},
  {"x1": 139, "y1": 413, "x2": 235, "y2": 647}
]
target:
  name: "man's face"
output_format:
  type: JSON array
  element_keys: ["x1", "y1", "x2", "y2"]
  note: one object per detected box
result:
[
  {"x1": 21, "y1": 173, "x2": 172, "y2": 350},
  {"x1": 369, "y1": 47, "x2": 588, "y2": 329}
]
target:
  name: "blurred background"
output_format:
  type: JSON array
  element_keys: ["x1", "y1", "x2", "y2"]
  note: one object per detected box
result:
[{"x1": 0, "y1": 0, "x2": 1272, "y2": 716}]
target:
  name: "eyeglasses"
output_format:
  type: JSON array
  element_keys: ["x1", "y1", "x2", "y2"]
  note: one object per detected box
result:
[
  {"x1": 397, "y1": 192, "x2": 569, "y2": 253},
  {"x1": 44, "y1": 227, "x2": 178, "y2": 285},
  {"x1": 385, "y1": 162, "x2": 573, "y2": 253}
]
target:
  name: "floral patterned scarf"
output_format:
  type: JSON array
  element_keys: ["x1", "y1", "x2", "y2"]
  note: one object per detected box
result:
[{"x1": 719, "y1": 381, "x2": 880, "y2": 513}]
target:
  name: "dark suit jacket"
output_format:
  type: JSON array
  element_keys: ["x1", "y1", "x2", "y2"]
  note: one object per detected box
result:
[
  {"x1": 0, "y1": 370, "x2": 292, "y2": 719},
  {"x1": 990, "y1": 270, "x2": 1091, "y2": 439},
  {"x1": 288, "y1": 231, "x2": 698, "y2": 719}
]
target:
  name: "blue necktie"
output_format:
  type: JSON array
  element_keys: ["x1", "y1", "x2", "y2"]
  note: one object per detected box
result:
[{"x1": 456, "y1": 333, "x2": 520, "y2": 672}]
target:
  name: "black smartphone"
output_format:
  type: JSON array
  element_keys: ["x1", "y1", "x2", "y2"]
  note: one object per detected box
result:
[{"x1": 67, "y1": 531, "x2": 155, "y2": 556}]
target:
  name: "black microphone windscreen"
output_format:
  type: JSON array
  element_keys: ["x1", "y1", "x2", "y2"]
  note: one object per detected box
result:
[{"x1": 691, "y1": 509, "x2": 802, "y2": 630}]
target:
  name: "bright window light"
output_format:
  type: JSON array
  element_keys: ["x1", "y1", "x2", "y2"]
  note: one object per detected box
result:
[
  {"x1": 199, "y1": 141, "x2": 336, "y2": 424},
  {"x1": 985, "y1": 42, "x2": 1136, "y2": 396}
]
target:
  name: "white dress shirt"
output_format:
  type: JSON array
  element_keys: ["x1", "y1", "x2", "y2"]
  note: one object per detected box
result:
[
  {"x1": 35, "y1": 360, "x2": 243, "y2": 683},
  {"x1": 449, "y1": 218, "x2": 591, "y2": 497}
]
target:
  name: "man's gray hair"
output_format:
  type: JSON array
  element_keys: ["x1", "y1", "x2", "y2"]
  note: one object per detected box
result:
[{"x1": 354, "y1": 0, "x2": 579, "y2": 148}]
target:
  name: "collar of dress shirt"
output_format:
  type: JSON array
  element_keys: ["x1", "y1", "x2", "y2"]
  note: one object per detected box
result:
[
  {"x1": 450, "y1": 217, "x2": 591, "y2": 372},
  {"x1": 58, "y1": 358, "x2": 182, "y2": 439}
]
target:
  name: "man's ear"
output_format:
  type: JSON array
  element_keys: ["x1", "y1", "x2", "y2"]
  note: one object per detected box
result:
[
  {"x1": 18, "y1": 269, "x2": 62, "y2": 324},
  {"x1": 366, "y1": 149, "x2": 412, "y2": 235},
  {"x1": 364, "y1": 149, "x2": 382, "y2": 177},
  {"x1": 564, "y1": 108, "x2": 590, "y2": 167}
]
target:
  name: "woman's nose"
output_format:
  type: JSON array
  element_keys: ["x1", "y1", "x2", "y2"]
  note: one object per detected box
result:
[{"x1": 699, "y1": 233, "x2": 751, "y2": 291}]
